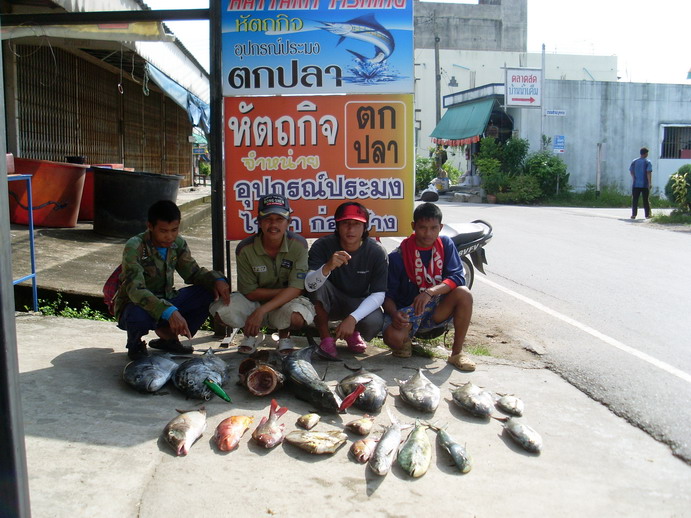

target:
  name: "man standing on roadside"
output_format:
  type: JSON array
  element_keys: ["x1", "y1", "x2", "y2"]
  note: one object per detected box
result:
[
  {"x1": 212, "y1": 194, "x2": 314, "y2": 355},
  {"x1": 115, "y1": 200, "x2": 230, "y2": 361},
  {"x1": 630, "y1": 147, "x2": 653, "y2": 219},
  {"x1": 305, "y1": 202, "x2": 388, "y2": 359},
  {"x1": 383, "y1": 202, "x2": 475, "y2": 372}
]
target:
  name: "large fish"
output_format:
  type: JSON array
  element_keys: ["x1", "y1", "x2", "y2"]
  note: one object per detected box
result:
[
  {"x1": 284, "y1": 430, "x2": 348, "y2": 454},
  {"x1": 123, "y1": 354, "x2": 179, "y2": 393},
  {"x1": 162, "y1": 407, "x2": 206, "y2": 456},
  {"x1": 251, "y1": 399, "x2": 288, "y2": 449},
  {"x1": 495, "y1": 417, "x2": 543, "y2": 454},
  {"x1": 320, "y1": 14, "x2": 395, "y2": 64},
  {"x1": 395, "y1": 369, "x2": 440, "y2": 413},
  {"x1": 337, "y1": 369, "x2": 388, "y2": 413},
  {"x1": 428, "y1": 423, "x2": 473, "y2": 473},
  {"x1": 397, "y1": 421, "x2": 432, "y2": 478},
  {"x1": 174, "y1": 348, "x2": 229, "y2": 400},
  {"x1": 214, "y1": 415, "x2": 253, "y2": 452},
  {"x1": 368, "y1": 409, "x2": 405, "y2": 476},
  {"x1": 451, "y1": 382, "x2": 494, "y2": 418},
  {"x1": 283, "y1": 347, "x2": 363, "y2": 413}
]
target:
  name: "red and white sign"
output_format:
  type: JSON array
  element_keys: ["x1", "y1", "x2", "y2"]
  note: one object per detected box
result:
[{"x1": 505, "y1": 68, "x2": 542, "y2": 108}]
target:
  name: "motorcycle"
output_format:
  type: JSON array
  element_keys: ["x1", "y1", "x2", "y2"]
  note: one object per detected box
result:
[{"x1": 440, "y1": 219, "x2": 492, "y2": 290}]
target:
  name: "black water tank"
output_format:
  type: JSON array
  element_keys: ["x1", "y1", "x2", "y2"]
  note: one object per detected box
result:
[{"x1": 93, "y1": 167, "x2": 182, "y2": 238}]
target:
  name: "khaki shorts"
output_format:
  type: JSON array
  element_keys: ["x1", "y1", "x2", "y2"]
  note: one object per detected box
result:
[{"x1": 210, "y1": 293, "x2": 315, "y2": 331}]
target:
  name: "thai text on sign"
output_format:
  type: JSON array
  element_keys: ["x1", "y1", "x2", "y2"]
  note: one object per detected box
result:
[{"x1": 224, "y1": 95, "x2": 414, "y2": 239}]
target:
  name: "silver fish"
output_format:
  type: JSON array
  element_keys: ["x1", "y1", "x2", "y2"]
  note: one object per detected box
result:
[
  {"x1": 368, "y1": 409, "x2": 404, "y2": 476},
  {"x1": 162, "y1": 407, "x2": 207, "y2": 456},
  {"x1": 173, "y1": 348, "x2": 229, "y2": 400},
  {"x1": 350, "y1": 436, "x2": 378, "y2": 463},
  {"x1": 495, "y1": 394, "x2": 524, "y2": 417},
  {"x1": 284, "y1": 430, "x2": 348, "y2": 454},
  {"x1": 345, "y1": 415, "x2": 375, "y2": 436},
  {"x1": 497, "y1": 417, "x2": 542, "y2": 453},
  {"x1": 397, "y1": 422, "x2": 432, "y2": 478},
  {"x1": 252, "y1": 398, "x2": 288, "y2": 449},
  {"x1": 451, "y1": 382, "x2": 494, "y2": 418},
  {"x1": 296, "y1": 413, "x2": 321, "y2": 430},
  {"x1": 337, "y1": 370, "x2": 388, "y2": 413},
  {"x1": 395, "y1": 369, "x2": 440, "y2": 413},
  {"x1": 123, "y1": 354, "x2": 178, "y2": 393},
  {"x1": 428, "y1": 424, "x2": 473, "y2": 473}
]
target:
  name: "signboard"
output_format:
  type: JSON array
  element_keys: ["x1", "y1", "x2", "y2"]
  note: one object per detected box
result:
[
  {"x1": 221, "y1": 0, "x2": 414, "y2": 96},
  {"x1": 224, "y1": 94, "x2": 414, "y2": 239},
  {"x1": 505, "y1": 67, "x2": 542, "y2": 108},
  {"x1": 545, "y1": 109, "x2": 566, "y2": 116},
  {"x1": 192, "y1": 146, "x2": 207, "y2": 155},
  {"x1": 553, "y1": 135, "x2": 565, "y2": 154}
]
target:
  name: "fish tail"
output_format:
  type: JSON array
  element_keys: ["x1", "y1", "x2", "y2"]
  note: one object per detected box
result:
[{"x1": 270, "y1": 398, "x2": 289, "y2": 418}]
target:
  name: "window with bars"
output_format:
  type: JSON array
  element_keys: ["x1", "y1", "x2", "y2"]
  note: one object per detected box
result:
[{"x1": 661, "y1": 125, "x2": 691, "y2": 159}]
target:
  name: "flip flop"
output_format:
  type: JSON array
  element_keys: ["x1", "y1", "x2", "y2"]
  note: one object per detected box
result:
[
  {"x1": 238, "y1": 333, "x2": 262, "y2": 355},
  {"x1": 276, "y1": 338, "x2": 296, "y2": 356}
]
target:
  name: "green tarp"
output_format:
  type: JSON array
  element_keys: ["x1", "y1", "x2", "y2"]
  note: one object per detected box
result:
[{"x1": 430, "y1": 98, "x2": 495, "y2": 146}]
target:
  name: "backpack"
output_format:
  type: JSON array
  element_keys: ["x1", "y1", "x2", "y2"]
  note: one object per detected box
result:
[{"x1": 103, "y1": 265, "x2": 122, "y2": 316}]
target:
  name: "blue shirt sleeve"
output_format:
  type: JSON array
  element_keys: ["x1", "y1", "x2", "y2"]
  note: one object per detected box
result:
[{"x1": 441, "y1": 235, "x2": 466, "y2": 287}]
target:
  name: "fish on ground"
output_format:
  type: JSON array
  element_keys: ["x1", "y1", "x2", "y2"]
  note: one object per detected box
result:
[
  {"x1": 451, "y1": 382, "x2": 494, "y2": 418},
  {"x1": 337, "y1": 369, "x2": 388, "y2": 413},
  {"x1": 428, "y1": 423, "x2": 473, "y2": 473},
  {"x1": 350, "y1": 436, "x2": 379, "y2": 463},
  {"x1": 296, "y1": 413, "x2": 321, "y2": 430},
  {"x1": 368, "y1": 409, "x2": 406, "y2": 476},
  {"x1": 162, "y1": 407, "x2": 207, "y2": 456},
  {"x1": 395, "y1": 368, "x2": 441, "y2": 413},
  {"x1": 283, "y1": 347, "x2": 363, "y2": 413},
  {"x1": 397, "y1": 421, "x2": 432, "y2": 478},
  {"x1": 495, "y1": 394, "x2": 524, "y2": 416},
  {"x1": 214, "y1": 415, "x2": 254, "y2": 452},
  {"x1": 345, "y1": 415, "x2": 375, "y2": 436},
  {"x1": 123, "y1": 353, "x2": 179, "y2": 393},
  {"x1": 252, "y1": 398, "x2": 288, "y2": 448},
  {"x1": 494, "y1": 416, "x2": 543, "y2": 454},
  {"x1": 174, "y1": 348, "x2": 229, "y2": 400},
  {"x1": 284, "y1": 430, "x2": 348, "y2": 454}
]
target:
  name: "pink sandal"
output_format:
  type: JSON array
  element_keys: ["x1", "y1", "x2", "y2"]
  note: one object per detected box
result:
[
  {"x1": 345, "y1": 332, "x2": 367, "y2": 353},
  {"x1": 318, "y1": 337, "x2": 338, "y2": 359}
]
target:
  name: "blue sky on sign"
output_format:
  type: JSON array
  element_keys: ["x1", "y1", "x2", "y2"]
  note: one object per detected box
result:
[{"x1": 145, "y1": 0, "x2": 690, "y2": 84}]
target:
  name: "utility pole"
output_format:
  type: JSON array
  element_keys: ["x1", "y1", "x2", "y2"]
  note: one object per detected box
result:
[{"x1": 434, "y1": 12, "x2": 441, "y2": 124}]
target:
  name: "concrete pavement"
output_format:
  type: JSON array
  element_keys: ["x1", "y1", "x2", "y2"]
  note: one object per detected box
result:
[{"x1": 9, "y1": 193, "x2": 691, "y2": 516}]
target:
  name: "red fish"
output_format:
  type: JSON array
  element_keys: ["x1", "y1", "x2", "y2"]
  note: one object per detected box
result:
[
  {"x1": 214, "y1": 415, "x2": 254, "y2": 452},
  {"x1": 251, "y1": 399, "x2": 288, "y2": 448}
]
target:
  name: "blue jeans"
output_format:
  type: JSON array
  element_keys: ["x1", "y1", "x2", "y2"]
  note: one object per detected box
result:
[{"x1": 118, "y1": 285, "x2": 213, "y2": 348}]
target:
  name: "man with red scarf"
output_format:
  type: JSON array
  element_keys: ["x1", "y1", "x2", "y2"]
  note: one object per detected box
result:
[{"x1": 383, "y1": 202, "x2": 475, "y2": 371}]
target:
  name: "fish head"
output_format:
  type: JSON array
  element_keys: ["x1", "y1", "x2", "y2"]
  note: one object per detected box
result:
[
  {"x1": 165, "y1": 429, "x2": 188, "y2": 456},
  {"x1": 216, "y1": 435, "x2": 239, "y2": 452},
  {"x1": 313, "y1": 388, "x2": 343, "y2": 413}
]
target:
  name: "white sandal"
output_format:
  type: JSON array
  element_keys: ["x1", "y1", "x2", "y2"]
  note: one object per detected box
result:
[
  {"x1": 277, "y1": 337, "x2": 296, "y2": 355},
  {"x1": 238, "y1": 333, "x2": 262, "y2": 355}
]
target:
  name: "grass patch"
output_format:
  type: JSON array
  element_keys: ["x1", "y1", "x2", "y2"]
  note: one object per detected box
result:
[
  {"x1": 33, "y1": 294, "x2": 112, "y2": 321},
  {"x1": 650, "y1": 211, "x2": 691, "y2": 225},
  {"x1": 542, "y1": 186, "x2": 673, "y2": 209},
  {"x1": 465, "y1": 344, "x2": 492, "y2": 356}
]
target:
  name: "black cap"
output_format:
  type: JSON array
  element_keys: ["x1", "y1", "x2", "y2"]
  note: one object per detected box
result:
[{"x1": 258, "y1": 194, "x2": 291, "y2": 219}]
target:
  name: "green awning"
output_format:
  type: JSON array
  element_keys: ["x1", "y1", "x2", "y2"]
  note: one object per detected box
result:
[{"x1": 430, "y1": 98, "x2": 495, "y2": 146}]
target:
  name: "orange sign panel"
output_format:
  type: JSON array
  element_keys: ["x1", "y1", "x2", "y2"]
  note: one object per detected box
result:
[{"x1": 224, "y1": 94, "x2": 414, "y2": 239}]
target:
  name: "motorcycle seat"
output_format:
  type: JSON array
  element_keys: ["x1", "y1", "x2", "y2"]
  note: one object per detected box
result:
[{"x1": 441, "y1": 222, "x2": 486, "y2": 244}]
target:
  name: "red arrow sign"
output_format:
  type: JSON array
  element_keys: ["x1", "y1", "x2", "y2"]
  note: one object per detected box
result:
[{"x1": 511, "y1": 97, "x2": 535, "y2": 103}]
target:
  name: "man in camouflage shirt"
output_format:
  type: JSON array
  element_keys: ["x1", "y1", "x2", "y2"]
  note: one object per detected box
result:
[{"x1": 115, "y1": 200, "x2": 230, "y2": 360}]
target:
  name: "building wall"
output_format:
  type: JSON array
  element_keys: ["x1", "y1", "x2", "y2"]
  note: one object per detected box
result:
[
  {"x1": 414, "y1": 0, "x2": 527, "y2": 52},
  {"x1": 515, "y1": 80, "x2": 691, "y2": 194},
  {"x1": 7, "y1": 44, "x2": 194, "y2": 186},
  {"x1": 415, "y1": 48, "x2": 618, "y2": 161}
]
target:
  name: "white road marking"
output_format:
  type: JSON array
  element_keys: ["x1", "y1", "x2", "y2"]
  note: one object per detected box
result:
[{"x1": 478, "y1": 276, "x2": 691, "y2": 384}]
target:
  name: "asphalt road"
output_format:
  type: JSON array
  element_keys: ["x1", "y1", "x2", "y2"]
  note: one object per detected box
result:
[{"x1": 427, "y1": 202, "x2": 691, "y2": 463}]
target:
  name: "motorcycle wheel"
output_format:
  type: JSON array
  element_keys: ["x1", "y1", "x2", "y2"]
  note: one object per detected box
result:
[{"x1": 462, "y1": 256, "x2": 474, "y2": 289}]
